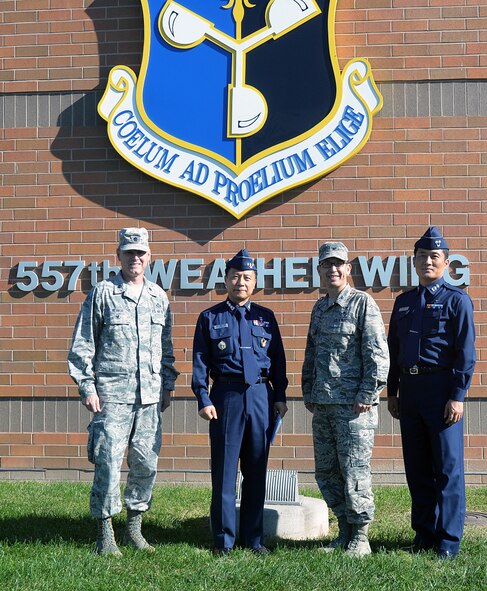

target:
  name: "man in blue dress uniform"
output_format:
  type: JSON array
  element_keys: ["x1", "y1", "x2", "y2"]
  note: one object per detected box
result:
[
  {"x1": 387, "y1": 227, "x2": 476, "y2": 559},
  {"x1": 192, "y1": 249, "x2": 288, "y2": 555}
]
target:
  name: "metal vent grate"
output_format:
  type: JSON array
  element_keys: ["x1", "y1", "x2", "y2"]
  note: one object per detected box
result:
[{"x1": 236, "y1": 469, "x2": 300, "y2": 505}]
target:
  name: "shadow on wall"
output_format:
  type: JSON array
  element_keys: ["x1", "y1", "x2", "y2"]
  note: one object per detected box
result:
[{"x1": 49, "y1": 0, "x2": 301, "y2": 243}]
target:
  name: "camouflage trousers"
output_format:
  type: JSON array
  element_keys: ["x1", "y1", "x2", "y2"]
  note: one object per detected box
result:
[
  {"x1": 87, "y1": 402, "x2": 162, "y2": 519},
  {"x1": 312, "y1": 404, "x2": 377, "y2": 524}
]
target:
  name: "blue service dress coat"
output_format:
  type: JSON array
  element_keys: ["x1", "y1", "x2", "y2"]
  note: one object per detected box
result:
[
  {"x1": 388, "y1": 277, "x2": 475, "y2": 554},
  {"x1": 192, "y1": 298, "x2": 287, "y2": 550}
]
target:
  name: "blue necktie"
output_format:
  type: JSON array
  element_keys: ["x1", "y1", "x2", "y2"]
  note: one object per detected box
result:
[
  {"x1": 236, "y1": 306, "x2": 259, "y2": 386},
  {"x1": 403, "y1": 286, "x2": 425, "y2": 368}
]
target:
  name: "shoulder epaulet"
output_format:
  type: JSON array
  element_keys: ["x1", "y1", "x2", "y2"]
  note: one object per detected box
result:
[
  {"x1": 97, "y1": 275, "x2": 119, "y2": 290},
  {"x1": 314, "y1": 297, "x2": 328, "y2": 311},
  {"x1": 251, "y1": 301, "x2": 273, "y2": 315},
  {"x1": 348, "y1": 287, "x2": 369, "y2": 299},
  {"x1": 205, "y1": 301, "x2": 227, "y2": 313},
  {"x1": 442, "y1": 283, "x2": 467, "y2": 295},
  {"x1": 396, "y1": 287, "x2": 417, "y2": 298}
]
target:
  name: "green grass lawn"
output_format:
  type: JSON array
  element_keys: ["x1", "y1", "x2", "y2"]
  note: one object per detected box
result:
[{"x1": 0, "y1": 482, "x2": 485, "y2": 591}]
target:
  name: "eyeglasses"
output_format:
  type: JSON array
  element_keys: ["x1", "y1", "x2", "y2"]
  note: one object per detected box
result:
[{"x1": 319, "y1": 260, "x2": 348, "y2": 269}]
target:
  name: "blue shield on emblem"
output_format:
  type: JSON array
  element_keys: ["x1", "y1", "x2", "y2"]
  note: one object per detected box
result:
[
  {"x1": 138, "y1": 0, "x2": 338, "y2": 171},
  {"x1": 99, "y1": 0, "x2": 382, "y2": 217}
]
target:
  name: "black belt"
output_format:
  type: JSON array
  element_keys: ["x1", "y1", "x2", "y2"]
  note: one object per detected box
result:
[
  {"x1": 400, "y1": 365, "x2": 446, "y2": 375},
  {"x1": 213, "y1": 375, "x2": 268, "y2": 384}
]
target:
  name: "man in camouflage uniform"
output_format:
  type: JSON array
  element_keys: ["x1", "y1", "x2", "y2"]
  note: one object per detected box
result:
[
  {"x1": 302, "y1": 242, "x2": 389, "y2": 557},
  {"x1": 68, "y1": 227, "x2": 178, "y2": 556}
]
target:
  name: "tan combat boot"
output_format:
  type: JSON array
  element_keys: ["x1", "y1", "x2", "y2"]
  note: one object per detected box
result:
[
  {"x1": 124, "y1": 509, "x2": 155, "y2": 552},
  {"x1": 95, "y1": 517, "x2": 122, "y2": 556},
  {"x1": 318, "y1": 516, "x2": 352, "y2": 552},
  {"x1": 345, "y1": 523, "x2": 371, "y2": 557}
]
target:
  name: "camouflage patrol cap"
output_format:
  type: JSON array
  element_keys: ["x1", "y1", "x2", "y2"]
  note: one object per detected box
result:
[
  {"x1": 118, "y1": 227, "x2": 150, "y2": 252},
  {"x1": 318, "y1": 242, "x2": 348, "y2": 262}
]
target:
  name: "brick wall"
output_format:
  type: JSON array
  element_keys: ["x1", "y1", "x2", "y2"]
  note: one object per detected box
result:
[{"x1": 0, "y1": 0, "x2": 486, "y2": 484}]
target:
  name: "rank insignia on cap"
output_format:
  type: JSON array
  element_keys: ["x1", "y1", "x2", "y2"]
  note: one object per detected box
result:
[
  {"x1": 225, "y1": 248, "x2": 257, "y2": 273},
  {"x1": 318, "y1": 242, "x2": 349, "y2": 262},
  {"x1": 118, "y1": 227, "x2": 150, "y2": 252},
  {"x1": 414, "y1": 226, "x2": 449, "y2": 252}
]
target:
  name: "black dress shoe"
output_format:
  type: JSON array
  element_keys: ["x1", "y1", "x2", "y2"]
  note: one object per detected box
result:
[
  {"x1": 436, "y1": 549, "x2": 458, "y2": 560},
  {"x1": 250, "y1": 545, "x2": 270, "y2": 555},
  {"x1": 412, "y1": 536, "x2": 435, "y2": 552},
  {"x1": 212, "y1": 547, "x2": 232, "y2": 556},
  {"x1": 411, "y1": 542, "x2": 435, "y2": 553}
]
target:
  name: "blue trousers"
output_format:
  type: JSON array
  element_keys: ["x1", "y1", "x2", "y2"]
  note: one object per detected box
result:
[
  {"x1": 209, "y1": 381, "x2": 274, "y2": 550},
  {"x1": 399, "y1": 372, "x2": 465, "y2": 554}
]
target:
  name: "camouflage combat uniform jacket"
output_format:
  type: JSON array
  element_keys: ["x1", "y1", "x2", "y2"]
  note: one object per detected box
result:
[
  {"x1": 68, "y1": 272, "x2": 178, "y2": 404},
  {"x1": 302, "y1": 284, "x2": 389, "y2": 406}
]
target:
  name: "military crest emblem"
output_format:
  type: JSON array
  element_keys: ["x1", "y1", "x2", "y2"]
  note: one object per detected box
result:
[{"x1": 99, "y1": 0, "x2": 382, "y2": 218}]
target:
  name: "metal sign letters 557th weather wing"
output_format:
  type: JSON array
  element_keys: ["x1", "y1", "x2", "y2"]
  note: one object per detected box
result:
[{"x1": 99, "y1": 0, "x2": 382, "y2": 218}]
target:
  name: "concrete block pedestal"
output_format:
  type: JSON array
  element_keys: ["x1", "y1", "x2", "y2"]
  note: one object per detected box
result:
[{"x1": 237, "y1": 495, "x2": 329, "y2": 541}]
